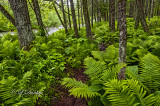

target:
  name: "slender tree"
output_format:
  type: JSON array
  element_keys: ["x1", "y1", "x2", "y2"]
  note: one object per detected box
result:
[
  {"x1": 118, "y1": 0, "x2": 127, "y2": 80},
  {"x1": 53, "y1": 3, "x2": 65, "y2": 27},
  {"x1": 82, "y1": 0, "x2": 92, "y2": 40},
  {"x1": 31, "y1": 0, "x2": 44, "y2": 29},
  {"x1": 61, "y1": 0, "x2": 68, "y2": 33},
  {"x1": 70, "y1": 0, "x2": 79, "y2": 38},
  {"x1": 8, "y1": 0, "x2": 34, "y2": 51},
  {"x1": 0, "y1": 4, "x2": 15, "y2": 26},
  {"x1": 77, "y1": 0, "x2": 81, "y2": 30},
  {"x1": 67, "y1": 0, "x2": 71, "y2": 28},
  {"x1": 91, "y1": 0, "x2": 94, "y2": 27},
  {"x1": 136, "y1": 0, "x2": 150, "y2": 33},
  {"x1": 109, "y1": 0, "x2": 115, "y2": 31}
]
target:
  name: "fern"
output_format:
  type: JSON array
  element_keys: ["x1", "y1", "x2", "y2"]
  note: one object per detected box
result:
[
  {"x1": 103, "y1": 79, "x2": 156, "y2": 106},
  {"x1": 103, "y1": 79, "x2": 136, "y2": 106},
  {"x1": 84, "y1": 57, "x2": 106, "y2": 83},
  {"x1": 139, "y1": 53, "x2": 160, "y2": 91},
  {"x1": 62, "y1": 78, "x2": 100, "y2": 99},
  {"x1": 91, "y1": 45, "x2": 118, "y2": 63}
]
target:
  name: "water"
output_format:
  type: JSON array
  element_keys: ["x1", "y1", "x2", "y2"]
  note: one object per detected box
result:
[{"x1": 0, "y1": 25, "x2": 64, "y2": 36}]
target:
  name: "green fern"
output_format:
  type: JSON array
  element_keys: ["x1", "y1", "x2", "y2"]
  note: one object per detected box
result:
[
  {"x1": 84, "y1": 57, "x2": 106, "y2": 83},
  {"x1": 139, "y1": 53, "x2": 160, "y2": 91},
  {"x1": 91, "y1": 45, "x2": 118, "y2": 63},
  {"x1": 62, "y1": 78, "x2": 100, "y2": 99},
  {"x1": 103, "y1": 79, "x2": 135, "y2": 106},
  {"x1": 103, "y1": 79, "x2": 156, "y2": 106}
]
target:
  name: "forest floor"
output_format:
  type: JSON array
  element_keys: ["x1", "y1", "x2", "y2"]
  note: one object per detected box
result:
[{"x1": 51, "y1": 68, "x2": 88, "y2": 106}]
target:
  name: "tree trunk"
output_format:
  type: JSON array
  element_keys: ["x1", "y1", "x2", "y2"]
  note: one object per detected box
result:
[
  {"x1": 31, "y1": 0, "x2": 44, "y2": 28},
  {"x1": 109, "y1": 0, "x2": 115, "y2": 31},
  {"x1": 8, "y1": 0, "x2": 34, "y2": 51},
  {"x1": 82, "y1": 0, "x2": 92, "y2": 40},
  {"x1": 81, "y1": 0, "x2": 84, "y2": 26},
  {"x1": 129, "y1": 0, "x2": 134, "y2": 17},
  {"x1": 91, "y1": 0, "x2": 94, "y2": 27},
  {"x1": 67, "y1": 0, "x2": 72, "y2": 29},
  {"x1": 118, "y1": 0, "x2": 127, "y2": 80},
  {"x1": 70, "y1": 0, "x2": 79, "y2": 38},
  {"x1": 137, "y1": 0, "x2": 150, "y2": 33},
  {"x1": 61, "y1": 0, "x2": 68, "y2": 33},
  {"x1": 0, "y1": 4, "x2": 15, "y2": 26},
  {"x1": 145, "y1": 0, "x2": 149, "y2": 17},
  {"x1": 53, "y1": 4, "x2": 65, "y2": 27},
  {"x1": 135, "y1": 0, "x2": 140, "y2": 30},
  {"x1": 77, "y1": 0, "x2": 81, "y2": 30}
]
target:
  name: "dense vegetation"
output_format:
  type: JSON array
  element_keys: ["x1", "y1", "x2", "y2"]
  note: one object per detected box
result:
[{"x1": 0, "y1": 0, "x2": 160, "y2": 106}]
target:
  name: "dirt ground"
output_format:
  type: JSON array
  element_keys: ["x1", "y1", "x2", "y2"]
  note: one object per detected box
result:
[{"x1": 50, "y1": 68, "x2": 88, "y2": 106}]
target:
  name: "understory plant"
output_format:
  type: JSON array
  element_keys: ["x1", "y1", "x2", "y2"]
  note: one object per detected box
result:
[{"x1": 62, "y1": 45, "x2": 160, "y2": 106}]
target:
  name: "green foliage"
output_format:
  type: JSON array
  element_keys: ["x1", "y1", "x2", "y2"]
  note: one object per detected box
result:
[{"x1": 139, "y1": 53, "x2": 160, "y2": 92}]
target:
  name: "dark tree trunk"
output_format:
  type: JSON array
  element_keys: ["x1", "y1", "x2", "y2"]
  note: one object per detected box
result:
[
  {"x1": 129, "y1": 0, "x2": 134, "y2": 17},
  {"x1": 77, "y1": 0, "x2": 81, "y2": 30},
  {"x1": 135, "y1": 0, "x2": 140, "y2": 30},
  {"x1": 32, "y1": 0, "x2": 44, "y2": 28},
  {"x1": 118, "y1": 0, "x2": 127, "y2": 80},
  {"x1": 53, "y1": 4, "x2": 65, "y2": 27},
  {"x1": 82, "y1": 0, "x2": 92, "y2": 40},
  {"x1": 0, "y1": 4, "x2": 15, "y2": 26},
  {"x1": 81, "y1": 0, "x2": 84, "y2": 26},
  {"x1": 91, "y1": 0, "x2": 94, "y2": 27},
  {"x1": 8, "y1": 0, "x2": 34, "y2": 51},
  {"x1": 70, "y1": 0, "x2": 79, "y2": 38},
  {"x1": 67, "y1": 0, "x2": 72, "y2": 29},
  {"x1": 137, "y1": 0, "x2": 150, "y2": 33},
  {"x1": 145, "y1": 0, "x2": 149, "y2": 17},
  {"x1": 61, "y1": 0, "x2": 68, "y2": 33},
  {"x1": 109, "y1": 0, "x2": 115, "y2": 31}
]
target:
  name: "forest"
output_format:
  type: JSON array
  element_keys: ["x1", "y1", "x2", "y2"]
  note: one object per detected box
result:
[{"x1": 0, "y1": 0, "x2": 160, "y2": 106}]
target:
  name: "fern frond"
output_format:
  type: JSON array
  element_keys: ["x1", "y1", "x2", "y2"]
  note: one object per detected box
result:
[
  {"x1": 126, "y1": 66, "x2": 150, "y2": 93},
  {"x1": 62, "y1": 78, "x2": 101, "y2": 99},
  {"x1": 103, "y1": 79, "x2": 135, "y2": 106},
  {"x1": 140, "y1": 53, "x2": 160, "y2": 91},
  {"x1": 126, "y1": 79, "x2": 156, "y2": 106},
  {"x1": 62, "y1": 78, "x2": 88, "y2": 88},
  {"x1": 101, "y1": 63, "x2": 126, "y2": 82},
  {"x1": 91, "y1": 45, "x2": 118, "y2": 62},
  {"x1": 84, "y1": 57, "x2": 106, "y2": 81}
]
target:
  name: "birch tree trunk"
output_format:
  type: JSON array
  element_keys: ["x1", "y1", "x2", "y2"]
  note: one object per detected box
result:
[
  {"x1": 8, "y1": 0, "x2": 34, "y2": 51},
  {"x1": 118, "y1": 0, "x2": 127, "y2": 80},
  {"x1": 67, "y1": 0, "x2": 71, "y2": 29}
]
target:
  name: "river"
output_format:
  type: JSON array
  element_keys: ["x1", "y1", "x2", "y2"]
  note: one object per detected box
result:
[{"x1": 0, "y1": 25, "x2": 64, "y2": 36}]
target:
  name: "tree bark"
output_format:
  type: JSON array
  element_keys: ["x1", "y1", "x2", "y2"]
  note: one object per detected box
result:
[
  {"x1": 67, "y1": 0, "x2": 72, "y2": 28},
  {"x1": 145, "y1": 0, "x2": 149, "y2": 17},
  {"x1": 0, "y1": 4, "x2": 15, "y2": 26},
  {"x1": 81, "y1": 0, "x2": 84, "y2": 26},
  {"x1": 109, "y1": 0, "x2": 115, "y2": 31},
  {"x1": 77, "y1": 0, "x2": 81, "y2": 30},
  {"x1": 137, "y1": 0, "x2": 150, "y2": 33},
  {"x1": 61, "y1": 0, "x2": 68, "y2": 33},
  {"x1": 91, "y1": 0, "x2": 94, "y2": 27},
  {"x1": 8, "y1": 0, "x2": 34, "y2": 51},
  {"x1": 31, "y1": 0, "x2": 44, "y2": 28},
  {"x1": 118, "y1": 0, "x2": 127, "y2": 80},
  {"x1": 70, "y1": 0, "x2": 79, "y2": 38},
  {"x1": 129, "y1": 0, "x2": 134, "y2": 17},
  {"x1": 82, "y1": 0, "x2": 92, "y2": 40},
  {"x1": 53, "y1": 4, "x2": 65, "y2": 27}
]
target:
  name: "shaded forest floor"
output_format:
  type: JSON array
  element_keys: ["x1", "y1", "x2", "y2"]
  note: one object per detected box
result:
[{"x1": 51, "y1": 68, "x2": 88, "y2": 106}]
